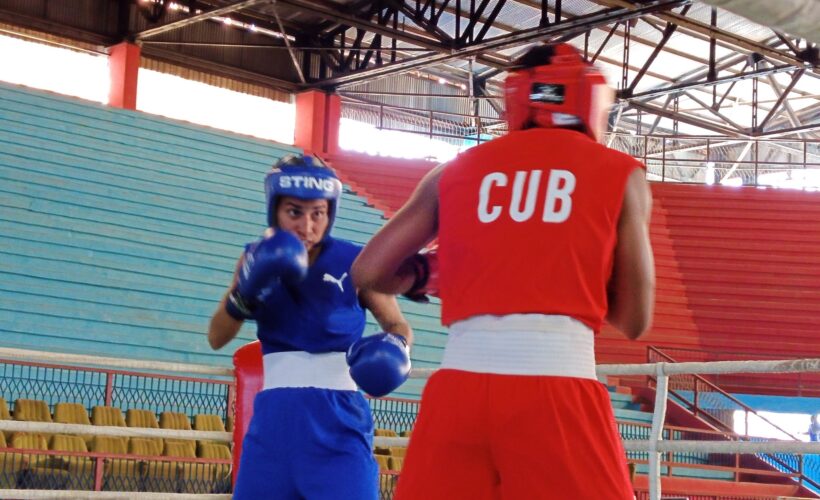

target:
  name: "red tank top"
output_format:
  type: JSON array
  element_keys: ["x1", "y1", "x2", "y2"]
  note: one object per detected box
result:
[{"x1": 437, "y1": 128, "x2": 643, "y2": 331}]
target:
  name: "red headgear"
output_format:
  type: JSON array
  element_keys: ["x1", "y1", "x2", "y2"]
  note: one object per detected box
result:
[{"x1": 504, "y1": 43, "x2": 614, "y2": 141}]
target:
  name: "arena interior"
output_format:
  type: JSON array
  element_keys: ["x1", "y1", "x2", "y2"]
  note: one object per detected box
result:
[{"x1": 0, "y1": 0, "x2": 818, "y2": 498}]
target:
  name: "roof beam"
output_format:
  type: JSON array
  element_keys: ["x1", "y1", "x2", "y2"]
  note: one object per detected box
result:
[
  {"x1": 590, "y1": 0, "x2": 812, "y2": 70},
  {"x1": 135, "y1": 0, "x2": 271, "y2": 40},
  {"x1": 629, "y1": 100, "x2": 746, "y2": 136},
  {"x1": 316, "y1": 0, "x2": 688, "y2": 88}
]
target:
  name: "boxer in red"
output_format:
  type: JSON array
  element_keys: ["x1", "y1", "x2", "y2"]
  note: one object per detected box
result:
[{"x1": 351, "y1": 43, "x2": 655, "y2": 499}]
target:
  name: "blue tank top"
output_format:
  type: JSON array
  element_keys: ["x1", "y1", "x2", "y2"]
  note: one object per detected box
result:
[{"x1": 254, "y1": 237, "x2": 366, "y2": 355}]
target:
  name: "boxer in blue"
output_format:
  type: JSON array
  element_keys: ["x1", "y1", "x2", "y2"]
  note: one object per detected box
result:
[{"x1": 207, "y1": 154, "x2": 413, "y2": 499}]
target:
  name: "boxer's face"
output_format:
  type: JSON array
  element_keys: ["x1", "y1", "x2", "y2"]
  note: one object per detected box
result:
[{"x1": 276, "y1": 196, "x2": 330, "y2": 252}]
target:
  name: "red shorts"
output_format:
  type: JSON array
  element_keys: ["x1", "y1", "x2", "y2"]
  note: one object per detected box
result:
[{"x1": 394, "y1": 370, "x2": 634, "y2": 500}]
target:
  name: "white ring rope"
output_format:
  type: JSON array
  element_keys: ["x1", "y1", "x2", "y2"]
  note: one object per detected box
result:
[
  {"x1": 0, "y1": 491, "x2": 231, "y2": 499},
  {"x1": 3, "y1": 349, "x2": 819, "y2": 499},
  {"x1": 622, "y1": 439, "x2": 820, "y2": 454},
  {"x1": 596, "y1": 358, "x2": 820, "y2": 376},
  {"x1": 0, "y1": 420, "x2": 232, "y2": 443},
  {"x1": 5, "y1": 346, "x2": 816, "y2": 380},
  {"x1": 0, "y1": 347, "x2": 234, "y2": 377}
]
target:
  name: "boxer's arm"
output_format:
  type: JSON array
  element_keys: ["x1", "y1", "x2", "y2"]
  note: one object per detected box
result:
[
  {"x1": 352, "y1": 165, "x2": 444, "y2": 294},
  {"x1": 360, "y1": 289, "x2": 414, "y2": 347},
  {"x1": 606, "y1": 168, "x2": 655, "y2": 340},
  {"x1": 208, "y1": 256, "x2": 244, "y2": 350}
]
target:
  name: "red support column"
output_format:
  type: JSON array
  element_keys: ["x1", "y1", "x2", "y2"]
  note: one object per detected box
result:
[
  {"x1": 294, "y1": 90, "x2": 341, "y2": 155},
  {"x1": 108, "y1": 42, "x2": 140, "y2": 110}
]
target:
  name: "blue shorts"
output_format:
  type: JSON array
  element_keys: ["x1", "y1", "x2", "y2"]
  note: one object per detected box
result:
[{"x1": 233, "y1": 388, "x2": 378, "y2": 500}]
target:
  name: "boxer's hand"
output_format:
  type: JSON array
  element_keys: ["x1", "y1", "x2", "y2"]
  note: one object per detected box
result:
[
  {"x1": 347, "y1": 333, "x2": 411, "y2": 397},
  {"x1": 225, "y1": 230, "x2": 308, "y2": 320}
]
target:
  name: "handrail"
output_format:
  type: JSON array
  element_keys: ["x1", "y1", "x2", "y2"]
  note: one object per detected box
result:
[
  {"x1": 646, "y1": 346, "x2": 818, "y2": 494},
  {"x1": 648, "y1": 346, "x2": 802, "y2": 441}
]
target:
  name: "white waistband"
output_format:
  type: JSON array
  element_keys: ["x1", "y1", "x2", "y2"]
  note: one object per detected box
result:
[
  {"x1": 263, "y1": 351, "x2": 357, "y2": 391},
  {"x1": 440, "y1": 314, "x2": 597, "y2": 379}
]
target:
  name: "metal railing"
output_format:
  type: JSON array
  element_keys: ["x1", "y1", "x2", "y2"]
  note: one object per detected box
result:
[{"x1": 0, "y1": 357, "x2": 234, "y2": 425}]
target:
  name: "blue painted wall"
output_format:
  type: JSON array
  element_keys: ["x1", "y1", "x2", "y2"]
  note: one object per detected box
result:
[{"x1": 0, "y1": 82, "x2": 443, "y2": 399}]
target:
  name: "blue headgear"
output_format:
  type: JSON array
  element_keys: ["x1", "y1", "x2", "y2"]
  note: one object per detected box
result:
[{"x1": 264, "y1": 154, "x2": 342, "y2": 240}]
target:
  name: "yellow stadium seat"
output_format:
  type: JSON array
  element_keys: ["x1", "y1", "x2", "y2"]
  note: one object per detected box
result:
[
  {"x1": 142, "y1": 438, "x2": 195, "y2": 493},
  {"x1": 92, "y1": 436, "x2": 140, "y2": 492},
  {"x1": 389, "y1": 446, "x2": 407, "y2": 457},
  {"x1": 54, "y1": 402, "x2": 93, "y2": 447},
  {"x1": 126, "y1": 409, "x2": 159, "y2": 429},
  {"x1": 164, "y1": 440, "x2": 196, "y2": 458},
  {"x1": 388, "y1": 456, "x2": 404, "y2": 472},
  {"x1": 193, "y1": 414, "x2": 227, "y2": 450},
  {"x1": 374, "y1": 454, "x2": 390, "y2": 472},
  {"x1": 11, "y1": 433, "x2": 48, "y2": 451},
  {"x1": 160, "y1": 412, "x2": 191, "y2": 431},
  {"x1": 0, "y1": 398, "x2": 10, "y2": 420},
  {"x1": 197, "y1": 443, "x2": 231, "y2": 494},
  {"x1": 13, "y1": 399, "x2": 52, "y2": 422},
  {"x1": 379, "y1": 472, "x2": 398, "y2": 498},
  {"x1": 131, "y1": 437, "x2": 171, "y2": 493},
  {"x1": 374, "y1": 428, "x2": 398, "y2": 437},
  {"x1": 0, "y1": 398, "x2": 10, "y2": 443},
  {"x1": 92, "y1": 406, "x2": 126, "y2": 427},
  {"x1": 128, "y1": 437, "x2": 163, "y2": 457},
  {"x1": 92, "y1": 436, "x2": 128, "y2": 455},
  {"x1": 0, "y1": 431, "x2": 13, "y2": 489},
  {"x1": 169, "y1": 440, "x2": 210, "y2": 494},
  {"x1": 6, "y1": 433, "x2": 49, "y2": 488},
  {"x1": 53, "y1": 403, "x2": 91, "y2": 425},
  {"x1": 194, "y1": 414, "x2": 226, "y2": 432},
  {"x1": 49, "y1": 434, "x2": 93, "y2": 489},
  {"x1": 400, "y1": 429, "x2": 412, "y2": 438}
]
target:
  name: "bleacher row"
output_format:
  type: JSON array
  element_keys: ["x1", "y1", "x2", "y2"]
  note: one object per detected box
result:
[
  {"x1": 0, "y1": 398, "x2": 231, "y2": 493},
  {"x1": 0, "y1": 396, "x2": 420, "y2": 494}
]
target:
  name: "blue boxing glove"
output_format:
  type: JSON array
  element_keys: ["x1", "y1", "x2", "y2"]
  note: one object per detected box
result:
[
  {"x1": 347, "y1": 333, "x2": 411, "y2": 397},
  {"x1": 225, "y1": 230, "x2": 308, "y2": 320}
]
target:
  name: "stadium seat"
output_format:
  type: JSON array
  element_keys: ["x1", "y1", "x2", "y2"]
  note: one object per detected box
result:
[
  {"x1": 194, "y1": 414, "x2": 226, "y2": 432},
  {"x1": 168, "y1": 440, "x2": 206, "y2": 494},
  {"x1": 7, "y1": 433, "x2": 49, "y2": 488},
  {"x1": 0, "y1": 431, "x2": 14, "y2": 489},
  {"x1": 13, "y1": 399, "x2": 52, "y2": 422},
  {"x1": 126, "y1": 409, "x2": 159, "y2": 429},
  {"x1": 142, "y1": 439, "x2": 195, "y2": 493},
  {"x1": 374, "y1": 454, "x2": 390, "y2": 472},
  {"x1": 11, "y1": 433, "x2": 48, "y2": 451},
  {"x1": 389, "y1": 446, "x2": 407, "y2": 457},
  {"x1": 197, "y1": 443, "x2": 231, "y2": 494},
  {"x1": 400, "y1": 429, "x2": 412, "y2": 438},
  {"x1": 160, "y1": 412, "x2": 192, "y2": 431},
  {"x1": 49, "y1": 434, "x2": 93, "y2": 489},
  {"x1": 129, "y1": 437, "x2": 163, "y2": 457},
  {"x1": 0, "y1": 398, "x2": 10, "y2": 420},
  {"x1": 54, "y1": 403, "x2": 91, "y2": 425},
  {"x1": 0, "y1": 398, "x2": 10, "y2": 442},
  {"x1": 130, "y1": 437, "x2": 169, "y2": 493},
  {"x1": 92, "y1": 436, "x2": 140, "y2": 492},
  {"x1": 379, "y1": 472, "x2": 398, "y2": 498},
  {"x1": 374, "y1": 428, "x2": 398, "y2": 437},
  {"x1": 54, "y1": 402, "x2": 94, "y2": 447},
  {"x1": 91, "y1": 406, "x2": 126, "y2": 427},
  {"x1": 388, "y1": 456, "x2": 404, "y2": 472},
  {"x1": 193, "y1": 414, "x2": 227, "y2": 450}
]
